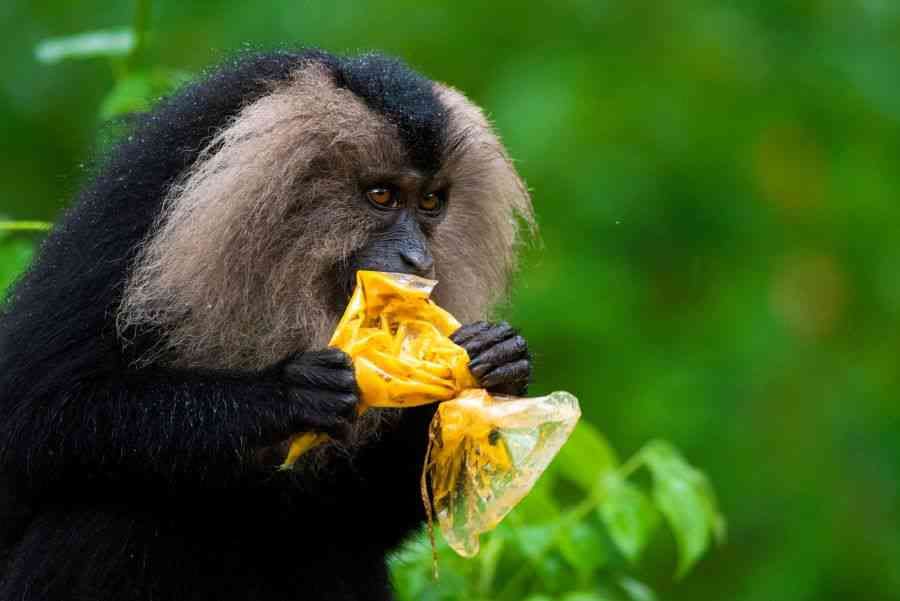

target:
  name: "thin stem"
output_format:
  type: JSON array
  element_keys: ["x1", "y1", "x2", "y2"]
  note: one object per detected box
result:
[
  {"x1": 108, "y1": 57, "x2": 128, "y2": 82},
  {"x1": 128, "y1": 0, "x2": 152, "y2": 71},
  {"x1": 476, "y1": 535, "x2": 504, "y2": 596},
  {"x1": 0, "y1": 221, "x2": 52, "y2": 232},
  {"x1": 497, "y1": 491, "x2": 605, "y2": 601},
  {"x1": 619, "y1": 453, "x2": 645, "y2": 479}
]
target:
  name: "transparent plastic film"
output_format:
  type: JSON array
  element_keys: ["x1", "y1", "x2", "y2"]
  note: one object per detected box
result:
[{"x1": 422, "y1": 389, "x2": 581, "y2": 557}]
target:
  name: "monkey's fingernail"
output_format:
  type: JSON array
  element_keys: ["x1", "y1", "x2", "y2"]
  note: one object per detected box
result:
[
  {"x1": 468, "y1": 362, "x2": 491, "y2": 378},
  {"x1": 480, "y1": 359, "x2": 530, "y2": 390},
  {"x1": 451, "y1": 321, "x2": 490, "y2": 345},
  {"x1": 464, "y1": 328, "x2": 516, "y2": 357},
  {"x1": 480, "y1": 373, "x2": 501, "y2": 388},
  {"x1": 325, "y1": 350, "x2": 352, "y2": 367}
]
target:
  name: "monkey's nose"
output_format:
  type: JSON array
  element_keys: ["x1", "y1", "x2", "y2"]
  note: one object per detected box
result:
[{"x1": 400, "y1": 247, "x2": 435, "y2": 275}]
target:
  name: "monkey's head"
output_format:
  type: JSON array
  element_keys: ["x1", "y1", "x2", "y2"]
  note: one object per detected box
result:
[{"x1": 118, "y1": 54, "x2": 533, "y2": 372}]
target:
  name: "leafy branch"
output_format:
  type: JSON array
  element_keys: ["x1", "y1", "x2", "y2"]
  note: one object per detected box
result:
[
  {"x1": 392, "y1": 421, "x2": 725, "y2": 601},
  {"x1": 33, "y1": 0, "x2": 191, "y2": 121}
]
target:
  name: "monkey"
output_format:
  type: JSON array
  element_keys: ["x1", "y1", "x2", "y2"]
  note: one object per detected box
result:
[{"x1": 0, "y1": 49, "x2": 533, "y2": 601}]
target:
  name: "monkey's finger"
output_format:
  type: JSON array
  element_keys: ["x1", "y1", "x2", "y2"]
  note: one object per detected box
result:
[
  {"x1": 468, "y1": 334, "x2": 528, "y2": 377},
  {"x1": 321, "y1": 390, "x2": 360, "y2": 420},
  {"x1": 285, "y1": 366, "x2": 355, "y2": 392},
  {"x1": 460, "y1": 322, "x2": 516, "y2": 358},
  {"x1": 284, "y1": 355, "x2": 356, "y2": 392},
  {"x1": 450, "y1": 321, "x2": 491, "y2": 346},
  {"x1": 304, "y1": 348, "x2": 353, "y2": 370},
  {"x1": 292, "y1": 389, "x2": 359, "y2": 423},
  {"x1": 316, "y1": 367, "x2": 358, "y2": 393},
  {"x1": 479, "y1": 358, "x2": 531, "y2": 392}
]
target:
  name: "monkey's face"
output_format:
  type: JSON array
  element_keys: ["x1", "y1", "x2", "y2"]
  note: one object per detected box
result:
[
  {"x1": 346, "y1": 182, "x2": 441, "y2": 285},
  {"x1": 119, "y1": 59, "x2": 532, "y2": 372}
]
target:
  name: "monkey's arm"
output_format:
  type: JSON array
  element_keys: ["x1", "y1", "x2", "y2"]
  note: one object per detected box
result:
[{"x1": 0, "y1": 349, "x2": 357, "y2": 494}]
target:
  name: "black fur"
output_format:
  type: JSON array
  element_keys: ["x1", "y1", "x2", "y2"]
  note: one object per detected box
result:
[
  {"x1": 332, "y1": 54, "x2": 448, "y2": 174},
  {"x1": 0, "y1": 50, "x2": 445, "y2": 601}
]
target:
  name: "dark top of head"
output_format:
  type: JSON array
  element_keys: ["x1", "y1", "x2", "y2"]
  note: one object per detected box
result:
[{"x1": 326, "y1": 53, "x2": 448, "y2": 174}]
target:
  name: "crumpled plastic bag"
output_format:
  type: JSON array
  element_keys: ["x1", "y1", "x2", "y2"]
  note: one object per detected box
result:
[
  {"x1": 281, "y1": 271, "x2": 476, "y2": 466},
  {"x1": 423, "y1": 388, "x2": 581, "y2": 557},
  {"x1": 328, "y1": 271, "x2": 476, "y2": 409},
  {"x1": 281, "y1": 270, "x2": 580, "y2": 558}
]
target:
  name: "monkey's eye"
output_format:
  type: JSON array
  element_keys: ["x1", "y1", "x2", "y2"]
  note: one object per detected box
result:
[
  {"x1": 419, "y1": 191, "x2": 445, "y2": 214},
  {"x1": 366, "y1": 187, "x2": 400, "y2": 209}
]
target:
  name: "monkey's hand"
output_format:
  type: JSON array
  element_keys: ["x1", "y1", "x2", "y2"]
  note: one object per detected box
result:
[
  {"x1": 451, "y1": 321, "x2": 531, "y2": 396},
  {"x1": 279, "y1": 348, "x2": 360, "y2": 440}
]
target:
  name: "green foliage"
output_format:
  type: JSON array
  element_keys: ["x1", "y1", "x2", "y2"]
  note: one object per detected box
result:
[
  {"x1": 555, "y1": 416, "x2": 619, "y2": 492},
  {"x1": 99, "y1": 68, "x2": 192, "y2": 120},
  {"x1": 598, "y1": 475, "x2": 658, "y2": 564},
  {"x1": 0, "y1": 229, "x2": 39, "y2": 297},
  {"x1": 391, "y1": 421, "x2": 723, "y2": 600},
  {"x1": 638, "y1": 441, "x2": 726, "y2": 577},
  {"x1": 34, "y1": 28, "x2": 136, "y2": 64},
  {"x1": 32, "y1": 0, "x2": 190, "y2": 123}
]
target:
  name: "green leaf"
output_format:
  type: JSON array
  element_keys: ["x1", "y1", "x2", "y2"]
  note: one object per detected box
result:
[
  {"x1": 534, "y1": 553, "x2": 571, "y2": 593},
  {"x1": 0, "y1": 239, "x2": 36, "y2": 296},
  {"x1": 561, "y1": 593, "x2": 616, "y2": 601},
  {"x1": 617, "y1": 576, "x2": 658, "y2": 601},
  {"x1": 476, "y1": 534, "x2": 504, "y2": 595},
  {"x1": 638, "y1": 440, "x2": 725, "y2": 577},
  {"x1": 0, "y1": 221, "x2": 52, "y2": 232},
  {"x1": 557, "y1": 521, "x2": 610, "y2": 576},
  {"x1": 35, "y1": 28, "x2": 135, "y2": 64},
  {"x1": 598, "y1": 474, "x2": 659, "y2": 563},
  {"x1": 510, "y1": 470, "x2": 561, "y2": 523},
  {"x1": 555, "y1": 421, "x2": 619, "y2": 493},
  {"x1": 516, "y1": 523, "x2": 559, "y2": 562},
  {"x1": 390, "y1": 537, "x2": 469, "y2": 601},
  {"x1": 99, "y1": 68, "x2": 194, "y2": 120}
]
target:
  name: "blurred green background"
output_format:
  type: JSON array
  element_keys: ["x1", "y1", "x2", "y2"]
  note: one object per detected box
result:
[{"x1": 3, "y1": 1, "x2": 900, "y2": 600}]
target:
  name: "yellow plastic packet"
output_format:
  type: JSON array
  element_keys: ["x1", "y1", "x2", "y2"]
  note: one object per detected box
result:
[
  {"x1": 328, "y1": 271, "x2": 476, "y2": 409},
  {"x1": 282, "y1": 271, "x2": 581, "y2": 560},
  {"x1": 282, "y1": 271, "x2": 476, "y2": 467}
]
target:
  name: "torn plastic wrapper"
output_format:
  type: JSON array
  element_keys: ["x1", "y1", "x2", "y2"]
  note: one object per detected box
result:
[
  {"x1": 329, "y1": 271, "x2": 476, "y2": 410},
  {"x1": 282, "y1": 270, "x2": 476, "y2": 467},
  {"x1": 423, "y1": 389, "x2": 581, "y2": 557}
]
